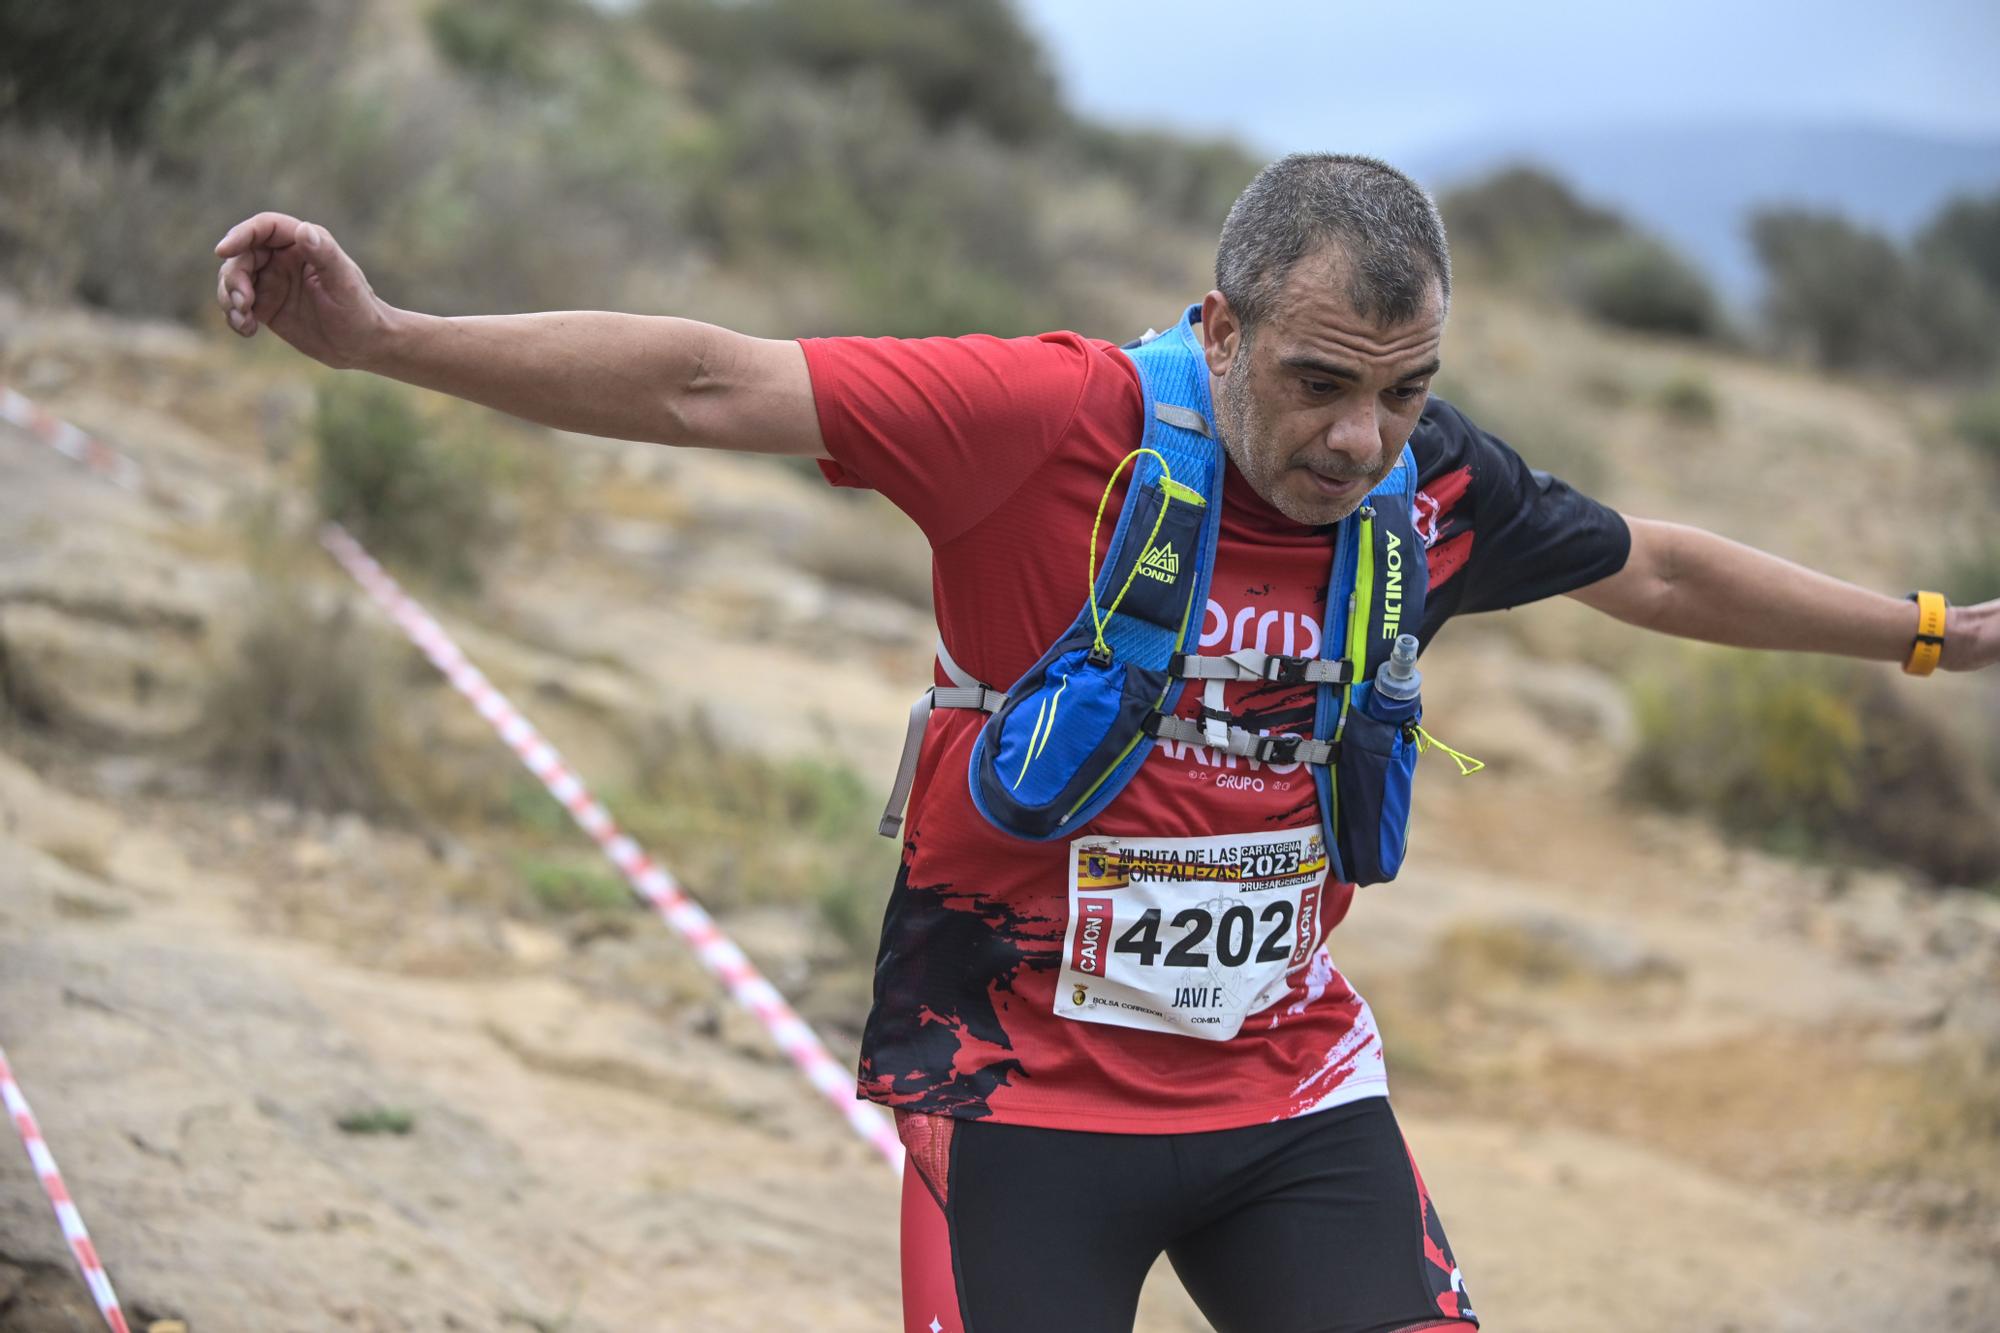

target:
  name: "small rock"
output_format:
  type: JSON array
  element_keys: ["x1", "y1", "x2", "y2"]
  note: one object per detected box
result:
[
  {"x1": 329, "y1": 813, "x2": 370, "y2": 851},
  {"x1": 52, "y1": 890, "x2": 130, "y2": 921},
  {"x1": 500, "y1": 920, "x2": 566, "y2": 968},
  {"x1": 290, "y1": 839, "x2": 336, "y2": 876}
]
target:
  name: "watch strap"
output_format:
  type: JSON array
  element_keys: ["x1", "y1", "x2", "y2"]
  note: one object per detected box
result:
[{"x1": 1904, "y1": 590, "x2": 1947, "y2": 677}]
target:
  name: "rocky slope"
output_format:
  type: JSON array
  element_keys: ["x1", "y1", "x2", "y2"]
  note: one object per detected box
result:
[{"x1": 2, "y1": 292, "x2": 1996, "y2": 1331}]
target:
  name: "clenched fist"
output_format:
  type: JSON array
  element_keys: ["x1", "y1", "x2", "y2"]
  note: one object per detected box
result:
[{"x1": 213, "y1": 213, "x2": 391, "y2": 370}]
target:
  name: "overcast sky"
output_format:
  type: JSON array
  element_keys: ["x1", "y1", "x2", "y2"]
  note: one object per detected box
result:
[{"x1": 1013, "y1": 0, "x2": 2000, "y2": 161}]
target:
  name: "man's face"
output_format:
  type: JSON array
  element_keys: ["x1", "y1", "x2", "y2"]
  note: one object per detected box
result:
[{"x1": 1203, "y1": 253, "x2": 1444, "y2": 526}]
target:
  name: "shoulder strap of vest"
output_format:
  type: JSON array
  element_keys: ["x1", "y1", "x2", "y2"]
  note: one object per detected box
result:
[
  {"x1": 881, "y1": 308, "x2": 1225, "y2": 839},
  {"x1": 1118, "y1": 304, "x2": 1224, "y2": 508}
]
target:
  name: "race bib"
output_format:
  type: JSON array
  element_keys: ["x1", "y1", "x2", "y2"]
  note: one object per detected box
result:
[{"x1": 1056, "y1": 826, "x2": 1329, "y2": 1041}]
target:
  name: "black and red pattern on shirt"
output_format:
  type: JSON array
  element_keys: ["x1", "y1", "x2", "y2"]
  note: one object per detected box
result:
[{"x1": 801, "y1": 327, "x2": 1628, "y2": 1133}]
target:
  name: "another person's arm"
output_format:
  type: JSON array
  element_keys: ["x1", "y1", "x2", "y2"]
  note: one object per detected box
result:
[
  {"x1": 1570, "y1": 518, "x2": 1998, "y2": 673},
  {"x1": 213, "y1": 212, "x2": 824, "y2": 457}
]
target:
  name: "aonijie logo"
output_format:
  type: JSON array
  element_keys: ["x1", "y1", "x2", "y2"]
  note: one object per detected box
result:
[
  {"x1": 1380, "y1": 529, "x2": 1404, "y2": 640},
  {"x1": 1138, "y1": 542, "x2": 1181, "y2": 584}
]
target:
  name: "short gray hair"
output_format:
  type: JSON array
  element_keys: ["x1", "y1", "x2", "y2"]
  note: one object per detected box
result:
[{"x1": 1215, "y1": 153, "x2": 1451, "y2": 330}]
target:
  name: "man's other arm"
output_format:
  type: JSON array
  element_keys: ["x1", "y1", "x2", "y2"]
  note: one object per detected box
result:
[
  {"x1": 214, "y1": 211, "x2": 825, "y2": 458},
  {"x1": 1569, "y1": 517, "x2": 1999, "y2": 673},
  {"x1": 364, "y1": 308, "x2": 824, "y2": 458}
]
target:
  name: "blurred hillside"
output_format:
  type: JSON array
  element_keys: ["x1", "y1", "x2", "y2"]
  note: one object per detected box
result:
[
  {"x1": 0, "y1": 0, "x2": 1255, "y2": 339},
  {"x1": 3, "y1": 2, "x2": 2000, "y2": 1330},
  {"x1": 1411, "y1": 120, "x2": 2000, "y2": 303}
]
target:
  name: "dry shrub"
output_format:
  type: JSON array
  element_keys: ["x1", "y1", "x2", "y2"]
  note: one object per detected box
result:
[
  {"x1": 1570, "y1": 234, "x2": 1721, "y2": 339},
  {"x1": 447, "y1": 713, "x2": 897, "y2": 958},
  {"x1": 5, "y1": 0, "x2": 1218, "y2": 347},
  {"x1": 201, "y1": 569, "x2": 391, "y2": 814},
  {"x1": 1753, "y1": 206, "x2": 2000, "y2": 377},
  {"x1": 612, "y1": 714, "x2": 897, "y2": 951},
  {"x1": 312, "y1": 377, "x2": 505, "y2": 593},
  {"x1": 1955, "y1": 382, "x2": 2000, "y2": 468},
  {"x1": 0, "y1": 128, "x2": 214, "y2": 318},
  {"x1": 1655, "y1": 368, "x2": 1721, "y2": 427},
  {"x1": 1626, "y1": 647, "x2": 2000, "y2": 887}
]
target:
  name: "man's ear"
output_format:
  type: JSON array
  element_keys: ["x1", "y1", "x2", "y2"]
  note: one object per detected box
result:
[{"x1": 1200, "y1": 290, "x2": 1242, "y2": 379}]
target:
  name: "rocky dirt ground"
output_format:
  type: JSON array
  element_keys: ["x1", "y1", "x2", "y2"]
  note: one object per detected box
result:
[{"x1": 2, "y1": 295, "x2": 1997, "y2": 1332}]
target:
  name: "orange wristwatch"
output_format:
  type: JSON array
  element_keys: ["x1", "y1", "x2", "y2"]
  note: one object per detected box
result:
[{"x1": 1903, "y1": 590, "x2": 1947, "y2": 677}]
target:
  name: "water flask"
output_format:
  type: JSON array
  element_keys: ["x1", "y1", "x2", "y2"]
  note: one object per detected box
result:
[{"x1": 1370, "y1": 633, "x2": 1422, "y2": 722}]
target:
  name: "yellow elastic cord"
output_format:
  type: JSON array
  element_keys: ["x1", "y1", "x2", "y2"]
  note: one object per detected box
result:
[
  {"x1": 1087, "y1": 448, "x2": 1175, "y2": 657},
  {"x1": 1904, "y1": 590, "x2": 1947, "y2": 677},
  {"x1": 1413, "y1": 725, "x2": 1485, "y2": 776}
]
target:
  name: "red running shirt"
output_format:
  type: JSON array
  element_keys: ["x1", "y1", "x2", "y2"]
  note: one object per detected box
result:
[{"x1": 802, "y1": 328, "x2": 1627, "y2": 1132}]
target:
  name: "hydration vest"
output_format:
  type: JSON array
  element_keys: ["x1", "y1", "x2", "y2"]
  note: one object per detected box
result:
[{"x1": 878, "y1": 305, "x2": 1438, "y2": 887}]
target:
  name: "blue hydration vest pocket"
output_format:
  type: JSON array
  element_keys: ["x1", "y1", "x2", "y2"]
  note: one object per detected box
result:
[
  {"x1": 1095, "y1": 482, "x2": 1207, "y2": 631},
  {"x1": 1333, "y1": 682, "x2": 1421, "y2": 886},
  {"x1": 973, "y1": 631, "x2": 1170, "y2": 839}
]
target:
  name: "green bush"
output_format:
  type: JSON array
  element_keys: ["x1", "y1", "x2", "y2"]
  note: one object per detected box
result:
[
  {"x1": 508, "y1": 852, "x2": 634, "y2": 914},
  {"x1": 486, "y1": 713, "x2": 897, "y2": 957},
  {"x1": 1937, "y1": 535, "x2": 2000, "y2": 629},
  {"x1": 1952, "y1": 382, "x2": 2000, "y2": 464},
  {"x1": 647, "y1": 0, "x2": 1062, "y2": 145},
  {"x1": 1628, "y1": 651, "x2": 1862, "y2": 837},
  {"x1": 202, "y1": 570, "x2": 391, "y2": 815},
  {"x1": 1918, "y1": 190, "x2": 2000, "y2": 302},
  {"x1": 1752, "y1": 207, "x2": 2000, "y2": 376},
  {"x1": 679, "y1": 76, "x2": 1069, "y2": 335},
  {"x1": 3, "y1": 0, "x2": 1215, "y2": 344},
  {"x1": 1571, "y1": 234, "x2": 1720, "y2": 339},
  {"x1": 618, "y1": 716, "x2": 899, "y2": 940},
  {"x1": 1443, "y1": 167, "x2": 1719, "y2": 340},
  {"x1": 312, "y1": 378, "x2": 503, "y2": 592},
  {"x1": 335, "y1": 1106, "x2": 415, "y2": 1135},
  {"x1": 1064, "y1": 124, "x2": 1260, "y2": 229},
  {"x1": 1655, "y1": 370, "x2": 1722, "y2": 427},
  {"x1": 1626, "y1": 649, "x2": 2000, "y2": 886},
  {"x1": 426, "y1": 0, "x2": 582, "y2": 88},
  {"x1": 1441, "y1": 166, "x2": 1626, "y2": 278},
  {"x1": 0, "y1": 0, "x2": 303, "y2": 144}
]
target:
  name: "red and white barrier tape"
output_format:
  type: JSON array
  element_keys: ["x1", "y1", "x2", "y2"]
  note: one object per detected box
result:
[
  {"x1": 2, "y1": 382, "x2": 898, "y2": 1167},
  {"x1": 3, "y1": 381, "x2": 900, "y2": 1224},
  {"x1": 0, "y1": 1045, "x2": 131, "y2": 1333},
  {"x1": 317, "y1": 525, "x2": 903, "y2": 1170},
  {"x1": 0, "y1": 386, "x2": 144, "y2": 492}
]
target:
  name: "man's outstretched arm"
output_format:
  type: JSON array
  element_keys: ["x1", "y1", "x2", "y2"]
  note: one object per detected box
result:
[
  {"x1": 1569, "y1": 517, "x2": 1998, "y2": 672},
  {"x1": 213, "y1": 211, "x2": 826, "y2": 458}
]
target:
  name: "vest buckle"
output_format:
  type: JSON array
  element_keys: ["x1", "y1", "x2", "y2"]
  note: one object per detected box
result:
[{"x1": 1252, "y1": 733, "x2": 1304, "y2": 764}]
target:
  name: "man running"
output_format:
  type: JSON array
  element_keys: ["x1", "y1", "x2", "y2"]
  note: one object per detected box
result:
[{"x1": 214, "y1": 154, "x2": 1997, "y2": 1333}]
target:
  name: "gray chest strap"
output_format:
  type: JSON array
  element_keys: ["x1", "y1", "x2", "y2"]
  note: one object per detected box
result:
[
  {"x1": 876, "y1": 640, "x2": 1344, "y2": 837},
  {"x1": 878, "y1": 638, "x2": 1004, "y2": 837}
]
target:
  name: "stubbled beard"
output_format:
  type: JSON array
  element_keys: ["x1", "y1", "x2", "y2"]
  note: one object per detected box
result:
[{"x1": 1217, "y1": 361, "x2": 1374, "y2": 526}]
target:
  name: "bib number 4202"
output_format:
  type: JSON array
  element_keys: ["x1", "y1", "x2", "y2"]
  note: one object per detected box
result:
[
  {"x1": 1112, "y1": 900, "x2": 1295, "y2": 969},
  {"x1": 1056, "y1": 826, "x2": 1329, "y2": 1042}
]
